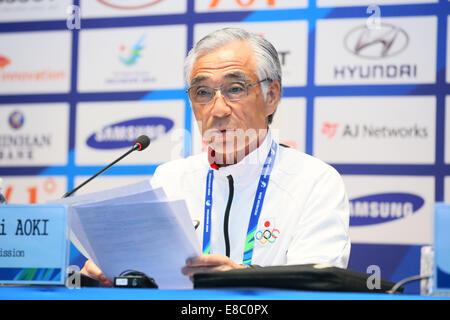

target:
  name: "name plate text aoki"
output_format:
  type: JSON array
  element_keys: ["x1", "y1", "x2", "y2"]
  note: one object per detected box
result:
[{"x1": 0, "y1": 204, "x2": 69, "y2": 285}]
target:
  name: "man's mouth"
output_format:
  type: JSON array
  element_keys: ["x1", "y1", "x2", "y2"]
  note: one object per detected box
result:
[
  {"x1": 204, "y1": 128, "x2": 242, "y2": 144},
  {"x1": 210, "y1": 128, "x2": 233, "y2": 136}
]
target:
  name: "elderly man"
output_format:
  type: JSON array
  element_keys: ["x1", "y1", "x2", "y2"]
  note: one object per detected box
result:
[{"x1": 82, "y1": 28, "x2": 350, "y2": 285}]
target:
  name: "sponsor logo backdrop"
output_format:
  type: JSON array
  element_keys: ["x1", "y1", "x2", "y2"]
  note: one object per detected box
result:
[
  {"x1": 0, "y1": 0, "x2": 448, "y2": 294},
  {"x1": 314, "y1": 96, "x2": 436, "y2": 164}
]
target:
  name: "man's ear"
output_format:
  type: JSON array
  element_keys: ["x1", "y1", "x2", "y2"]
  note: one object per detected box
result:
[{"x1": 265, "y1": 80, "x2": 281, "y2": 117}]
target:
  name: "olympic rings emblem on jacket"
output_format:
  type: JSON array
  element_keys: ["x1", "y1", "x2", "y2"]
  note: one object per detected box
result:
[{"x1": 255, "y1": 228, "x2": 280, "y2": 245}]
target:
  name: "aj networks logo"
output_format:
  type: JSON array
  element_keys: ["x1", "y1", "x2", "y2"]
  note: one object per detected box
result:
[
  {"x1": 321, "y1": 122, "x2": 428, "y2": 139},
  {"x1": 349, "y1": 192, "x2": 424, "y2": 226},
  {"x1": 119, "y1": 34, "x2": 146, "y2": 66},
  {"x1": 98, "y1": 0, "x2": 163, "y2": 10},
  {"x1": 87, "y1": 116, "x2": 174, "y2": 150},
  {"x1": 322, "y1": 122, "x2": 339, "y2": 139}
]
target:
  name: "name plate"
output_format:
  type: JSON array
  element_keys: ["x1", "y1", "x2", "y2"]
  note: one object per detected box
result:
[
  {"x1": 0, "y1": 204, "x2": 69, "y2": 285},
  {"x1": 434, "y1": 203, "x2": 450, "y2": 294}
]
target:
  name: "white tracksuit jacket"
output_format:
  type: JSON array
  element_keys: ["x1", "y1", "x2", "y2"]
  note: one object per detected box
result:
[{"x1": 151, "y1": 131, "x2": 351, "y2": 268}]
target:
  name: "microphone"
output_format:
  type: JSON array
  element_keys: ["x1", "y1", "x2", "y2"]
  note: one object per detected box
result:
[
  {"x1": 62, "y1": 135, "x2": 151, "y2": 198},
  {"x1": 132, "y1": 135, "x2": 151, "y2": 152}
]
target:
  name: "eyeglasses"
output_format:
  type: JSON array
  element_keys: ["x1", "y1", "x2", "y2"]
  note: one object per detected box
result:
[{"x1": 186, "y1": 78, "x2": 272, "y2": 105}]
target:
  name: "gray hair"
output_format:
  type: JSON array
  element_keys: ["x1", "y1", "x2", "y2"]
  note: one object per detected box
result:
[{"x1": 184, "y1": 28, "x2": 282, "y2": 124}]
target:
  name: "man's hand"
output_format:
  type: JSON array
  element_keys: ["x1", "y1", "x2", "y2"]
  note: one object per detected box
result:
[
  {"x1": 81, "y1": 260, "x2": 113, "y2": 287},
  {"x1": 181, "y1": 254, "x2": 246, "y2": 282}
]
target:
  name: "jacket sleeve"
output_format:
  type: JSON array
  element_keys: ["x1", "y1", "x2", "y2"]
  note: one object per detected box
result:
[{"x1": 286, "y1": 166, "x2": 351, "y2": 268}]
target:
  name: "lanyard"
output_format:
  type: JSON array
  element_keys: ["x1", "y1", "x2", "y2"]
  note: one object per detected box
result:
[{"x1": 202, "y1": 140, "x2": 278, "y2": 265}]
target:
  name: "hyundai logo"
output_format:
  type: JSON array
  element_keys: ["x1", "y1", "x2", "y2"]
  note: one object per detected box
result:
[{"x1": 344, "y1": 23, "x2": 409, "y2": 59}]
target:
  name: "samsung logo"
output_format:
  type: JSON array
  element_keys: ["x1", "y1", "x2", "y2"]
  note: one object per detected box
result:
[
  {"x1": 87, "y1": 117, "x2": 174, "y2": 149},
  {"x1": 349, "y1": 192, "x2": 424, "y2": 226}
]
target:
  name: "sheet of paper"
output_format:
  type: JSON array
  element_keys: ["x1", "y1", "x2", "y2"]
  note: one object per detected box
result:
[
  {"x1": 167, "y1": 200, "x2": 200, "y2": 255},
  {"x1": 68, "y1": 205, "x2": 97, "y2": 262},
  {"x1": 69, "y1": 188, "x2": 168, "y2": 262},
  {"x1": 72, "y1": 200, "x2": 201, "y2": 289},
  {"x1": 50, "y1": 180, "x2": 157, "y2": 260}
]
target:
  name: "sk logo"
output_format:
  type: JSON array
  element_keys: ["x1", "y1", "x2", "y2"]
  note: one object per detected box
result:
[
  {"x1": 322, "y1": 122, "x2": 339, "y2": 139},
  {"x1": 119, "y1": 34, "x2": 146, "y2": 66},
  {"x1": 0, "y1": 56, "x2": 10, "y2": 69},
  {"x1": 260, "y1": 181, "x2": 267, "y2": 188}
]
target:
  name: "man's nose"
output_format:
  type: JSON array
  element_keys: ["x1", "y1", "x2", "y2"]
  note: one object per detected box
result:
[{"x1": 210, "y1": 90, "x2": 232, "y2": 118}]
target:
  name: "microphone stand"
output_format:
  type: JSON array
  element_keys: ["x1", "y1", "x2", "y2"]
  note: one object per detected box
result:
[{"x1": 62, "y1": 145, "x2": 138, "y2": 198}]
